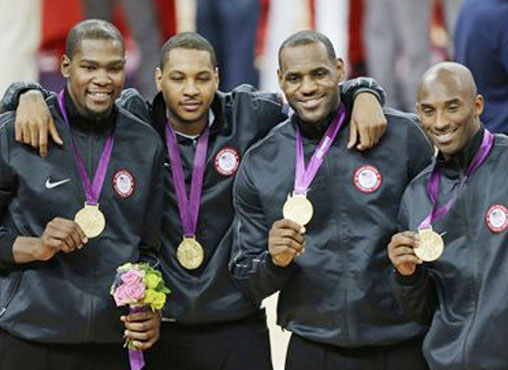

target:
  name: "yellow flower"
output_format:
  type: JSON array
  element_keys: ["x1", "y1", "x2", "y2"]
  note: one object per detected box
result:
[
  {"x1": 145, "y1": 273, "x2": 162, "y2": 290},
  {"x1": 143, "y1": 289, "x2": 166, "y2": 310}
]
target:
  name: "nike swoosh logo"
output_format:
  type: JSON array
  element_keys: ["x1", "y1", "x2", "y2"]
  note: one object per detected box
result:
[{"x1": 45, "y1": 178, "x2": 71, "y2": 189}]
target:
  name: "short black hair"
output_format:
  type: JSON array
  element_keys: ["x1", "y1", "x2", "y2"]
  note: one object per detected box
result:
[
  {"x1": 278, "y1": 30, "x2": 337, "y2": 68},
  {"x1": 159, "y1": 32, "x2": 217, "y2": 70},
  {"x1": 64, "y1": 19, "x2": 124, "y2": 58}
]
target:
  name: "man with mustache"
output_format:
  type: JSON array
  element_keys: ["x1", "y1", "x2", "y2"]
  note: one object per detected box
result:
[
  {"x1": 389, "y1": 62, "x2": 508, "y2": 370},
  {"x1": 231, "y1": 30, "x2": 433, "y2": 370}
]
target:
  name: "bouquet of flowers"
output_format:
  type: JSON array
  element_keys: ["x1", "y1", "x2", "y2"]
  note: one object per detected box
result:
[{"x1": 110, "y1": 262, "x2": 171, "y2": 370}]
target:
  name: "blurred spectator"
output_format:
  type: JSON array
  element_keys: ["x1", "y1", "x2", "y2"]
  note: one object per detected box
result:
[
  {"x1": 197, "y1": 0, "x2": 260, "y2": 91},
  {"x1": 81, "y1": 0, "x2": 162, "y2": 99},
  {"x1": 454, "y1": 0, "x2": 508, "y2": 134},
  {"x1": 363, "y1": 0, "x2": 431, "y2": 111},
  {"x1": 0, "y1": 0, "x2": 41, "y2": 97}
]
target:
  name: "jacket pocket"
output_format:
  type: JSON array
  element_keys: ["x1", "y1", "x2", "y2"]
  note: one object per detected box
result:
[{"x1": 0, "y1": 271, "x2": 23, "y2": 318}]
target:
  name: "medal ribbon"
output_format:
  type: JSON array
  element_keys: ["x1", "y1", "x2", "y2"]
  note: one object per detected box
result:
[
  {"x1": 57, "y1": 90, "x2": 115, "y2": 205},
  {"x1": 419, "y1": 130, "x2": 494, "y2": 229},
  {"x1": 294, "y1": 104, "x2": 346, "y2": 194},
  {"x1": 165, "y1": 121, "x2": 209, "y2": 237}
]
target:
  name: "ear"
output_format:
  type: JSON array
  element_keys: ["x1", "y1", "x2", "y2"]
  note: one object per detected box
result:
[
  {"x1": 214, "y1": 67, "x2": 220, "y2": 90},
  {"x1": 277, "y1": 68, "x2": 284, "y2": 90},
  {"x1": 60, "y1": 55, "x2": 71, "y2": 78},
  {"x1": 154, "y1": 68, "x2": 163, "y2": 92},
  {"x1": 336, "y1": 58, "x2": 345, "y2": 82},
  {"x1": 474, "y1": 94, "x2": 484, "y2": 116}
]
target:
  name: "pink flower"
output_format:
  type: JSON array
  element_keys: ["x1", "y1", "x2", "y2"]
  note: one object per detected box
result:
[
  {"x1": 124, "y1": 281, "x2": 146, "y2": 302},
  {"x1": 113, "y1": 281, "x2": 146, "y2": 306},
  {"x1": 113, "y1": 285, "x2": 132, "y2": 306},
  {"x1": 121, "y1": 269, "x2": 144, "y2": 286}
]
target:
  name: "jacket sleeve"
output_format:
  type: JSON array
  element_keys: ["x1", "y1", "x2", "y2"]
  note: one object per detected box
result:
[
  {"x1": 340, "y1": 77, "x2": 386, "y2": 110},
  {"x1": 229, "y1": 153, "x2": 298, "y2": 305},
  {"x1": 391, "y1": 194, "x2": 438, "y2": 326},
  {"x1": 137, "y1": 139, "x2": 164, "y2": 266},
  {"x1": 0, "y1": 114, "x2": 18, "y2": 269},
  {"x1": 115, "y1": 88, "x2": 152, "y2": 123},
  {"x1": 0, "y1": 82, "x2": 52, "y2": 113}
]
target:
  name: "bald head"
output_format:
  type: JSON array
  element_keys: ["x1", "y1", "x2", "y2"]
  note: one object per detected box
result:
[{"x1": 418, "y1": 62, "x2": 477, "y2": 102}]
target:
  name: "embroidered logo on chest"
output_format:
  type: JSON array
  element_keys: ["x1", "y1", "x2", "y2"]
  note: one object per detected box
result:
[
  {"x1": 353, "y1": 165, "x2": 382, "y2": 193},
  {"x1": 214, "y1": 146, "x2": 240, "y2": 176},
  {"x1": 485, "y1": 204, "x2": 508, "y2": 233},
  {"x1": 113, "y1": 169, "x2": 135, "y2": 198}
]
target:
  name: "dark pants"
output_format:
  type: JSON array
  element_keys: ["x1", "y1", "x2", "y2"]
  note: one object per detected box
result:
[
  {"x1": 146, "y1": 310, "x2": 273, "y2": 370},
  {"x1": 0, "y1": 328, "x2": 131, "y2": 370},
  {"x1": 285, "y1": 334, "x2": 429, "y2": 370}
]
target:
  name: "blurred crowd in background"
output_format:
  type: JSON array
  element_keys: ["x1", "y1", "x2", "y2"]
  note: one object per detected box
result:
[{"x1": 0, "y1": 0, "x2": 473, "y2": 112}]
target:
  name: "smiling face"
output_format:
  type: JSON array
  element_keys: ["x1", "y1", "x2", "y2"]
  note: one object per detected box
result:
[
  {"x1": 61, "y1": 38, "x2": 125, "y2": 120},
  {"x1": 278, "y1": 42, "x2": 344, "y2": 125},
  {"x1": 417, "y1": 69, "x2": 483, "y2": 158},
  {"x1": 155, "y1": 47, "x2": 218, "y2": 134}
]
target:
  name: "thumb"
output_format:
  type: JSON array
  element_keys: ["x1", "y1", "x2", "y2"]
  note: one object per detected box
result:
[
  {"x1": 49, "y1": 117, "x2": 63, "y2": 145},
  {"x1": 347, "y1": 121, "x2": 358, "y2": 150}
]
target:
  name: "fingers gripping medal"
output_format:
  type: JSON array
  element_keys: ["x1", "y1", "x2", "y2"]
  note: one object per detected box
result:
[
  {"x1": 283, "y1": 105, "x2": 346, "y2": 226},
  {"x1": 417, "y1": 130, "x2": 494, "y2": 262},
  {"x1": 165, "y1": 122, "x2": 210, "y2": 270},
  {"x1": 57, "y1": 91, "x2": 114, "y2": 239}
]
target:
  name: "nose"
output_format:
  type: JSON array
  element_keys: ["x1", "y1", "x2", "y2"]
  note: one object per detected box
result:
[
  {"x1": 300, "y1": 75, "x2": 317, "y2": 95},
  {"x1": 183, "y1": 79, "x2": 199, "y2": 96},
  {"x1": 434, "y1": 110, "x2": 451, "y2": 131},
  {"x1": 93, "y1": 68, "x2": 111, "y2": 86}
]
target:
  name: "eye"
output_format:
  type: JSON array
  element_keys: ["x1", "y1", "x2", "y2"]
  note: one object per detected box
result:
[
  {"x1": 447, "y1": 104, "x2": 459, "y2": 112},
  {"x1": 171, "y1": 76, "x2": 184, "y2": 82},
  {"x1": 313, "y1": 69, "x2": 327, "y2": 78},
  {"x1": 286, "y1": 74, "x2": 300, "y2": 83},
  {"x1": 422, "y1": 108, "x2": 435, "y2": 116},
  {"x1": 82, "y1": 65, "x2": 95, "y2": 71}
]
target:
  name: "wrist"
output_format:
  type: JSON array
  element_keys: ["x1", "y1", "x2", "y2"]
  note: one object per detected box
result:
[{"x1": 12, "y1": 236, "x2": 43, "y2": 263}]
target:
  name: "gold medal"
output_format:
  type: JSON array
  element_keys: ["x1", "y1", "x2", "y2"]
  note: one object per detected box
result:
[
  {"x1": 74, "y1": 203, "x2": 106, "y2": 238},
  {"x1": 415, "y1": 228, "x2": 444, "y2": 262},
  {"x1": 282, "y1": 193, "x2": 314, "y2": 226},
  {"x1": 176, "y1": 236, "x2": 204, "y2": 270}
]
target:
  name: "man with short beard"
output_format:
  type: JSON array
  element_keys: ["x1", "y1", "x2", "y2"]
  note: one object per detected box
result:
[
  {"x1": 389, "y1": 62, "x2": 508, "y2": 370},
  {"x1": 231, "y1": 30, "x2": 433, "y2": 370},
  {"x1": 2, "y1": 31, "x2": 387, "y2": 370},
  {"x1": 0, "y1": 20, "x2": 163, "y2": 370}
]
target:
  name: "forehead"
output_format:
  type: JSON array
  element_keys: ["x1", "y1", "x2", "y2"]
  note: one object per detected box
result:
[
  {"x1": 419, "y1": 74, "x2": 467, "y2": 105},
  {"x1": 73, "y1": 38, "x2": 124, "y2": 62},
  {"x1": 280, "y1": 42, "x2": 333, "y2": 72},
  {"x1": 166, "y1": 48, "x2": 214, "y2": 72}
]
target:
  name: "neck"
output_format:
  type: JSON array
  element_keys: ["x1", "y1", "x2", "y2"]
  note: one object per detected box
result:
[{"x1": 168, "y1": 113, "x2": 208, "y2": 136}]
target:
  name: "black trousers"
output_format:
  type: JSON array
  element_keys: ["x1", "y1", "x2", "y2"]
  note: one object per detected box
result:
[
  {"x1": 0, "y1": 328, "x2": 131, "y2": 370},
  {"x1": 146, "y1": 310, "x2": 273, "y2": 370},
  {"x1": 285, "y1": 334, "x2": 429, "y2": 370}
]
